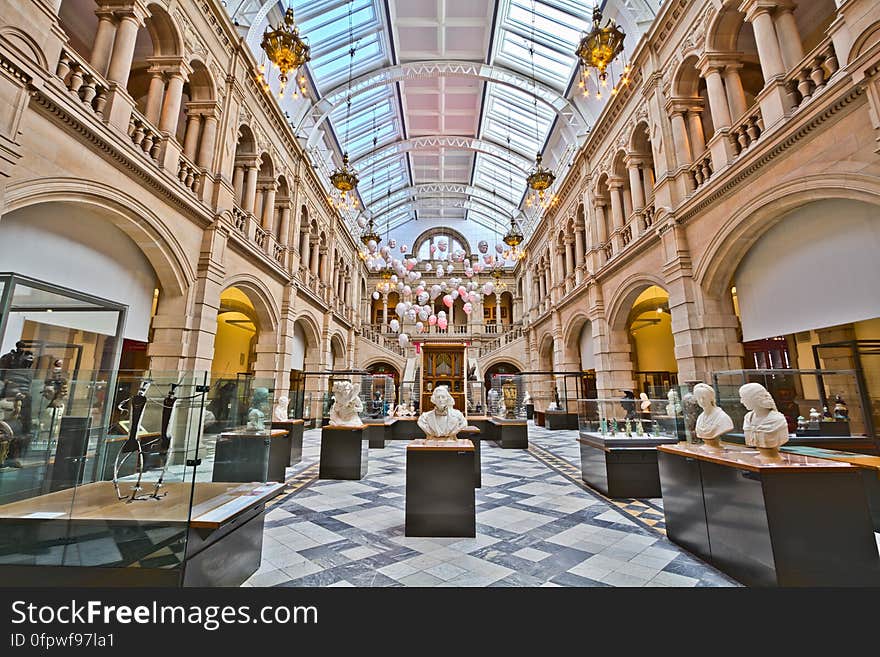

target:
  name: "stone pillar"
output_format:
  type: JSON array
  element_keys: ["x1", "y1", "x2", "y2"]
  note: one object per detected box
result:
[
  {"x1": 669, "y1": 110, "x2": 692, "y2": 167},
  {"x1": 595, "y1": 203, "x2": 608, "y2": 244},
  {"x1": 278, "y1": 205, "x2": 291, "y2": 245},
  {"x1": 564, "y1": 236, "x2": 575, "y2": 280},
  {"x1": 197, "y1": 114, "x2": 218, "y2": 169},
  {"x1": 687, "y1": 109, "x2": 706, "y2": 157},
  {"x1": 743, "y1": 0, "x2": 786, "y2": 81},
  {"x1": 495, "y1": 296, "x2": 502, "y2": 328},
  {"x1": 300, "y1": 232, "x2": 311, "y2": 272},
  {"x1": 608, "y1": 181, "x2": 625, "y2": 230},
  {"x1": 381, "y1": 295, "x2": 388, "y2": 327},
  {"x1": 182, "y1": 112, "x2": 201, "y2": 160},
  {"x1": 242, "y1": 163, "x2": 259, "y2": 215},
  {"x1": 627, "y1": 160, "x2": 645, "y2": 211},
  {"x1": 90, "y1": 10, "x2": 117, "y2": 77},
  {"x1": 144, "y1": 69, "x2": 165, "y2": 125},
  {"x1": 319, "y1": 246, "x2": 329, "y2": 281},
  {"x1": 261, "y1": 182, "x2": 277, "y2": 231},
  {"x1": 724, "y1": 65, "x2": 748, "y2": 120},
  {"x1": 774, "y1": 3, "x2": 804, "y2": 72},
  {"x1": 159, "y1": 72, "x2": 186, "y2": 135},
  {"x1": 703, "y1": 66, "x2": 732, "y2": 130},
  {"x1": 310, "y1": 239, "x2": 319, "y2": 275},
  {"x1": 574, "y1": 227, "x2": 585, "y2": 261},
  {"x1": 232, "y1": 165, "x2": 245, "y2": 204},
  {"x1": 106, "y1": 11, "x2": 140, "y2": 87}
]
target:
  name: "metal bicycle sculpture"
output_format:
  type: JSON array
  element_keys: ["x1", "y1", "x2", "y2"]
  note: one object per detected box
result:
[{"x1": 112, "y1": 380, "x2": 180, "y2": 503}]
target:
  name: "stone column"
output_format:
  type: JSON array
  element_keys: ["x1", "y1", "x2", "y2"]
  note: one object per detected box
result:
[
  {"x1": 278, "y1": 205, "x2": 291, "y2": 245},
  {"x1": 687, "y1": 109, "x2": 706, "y2": 157},
  {"x1": 182, "y1": 112, "x2": 201, "y2": 160},
  {"x1": 773, "y1": 3, "x2": 804, "y2": 72},
  {"x1": 261, "y1": 182, "x2": 277, "y2": 231},
  {"x1": 254, "y1": 188, "x2": 265, "y2": 223},
  {"x1": 574, "y1": 227, "x2": 585, "y2": 261},
  {"x1": 318, "y1": 246, "x2": 328, "y2": 281},
  {"x1": 382, "y1": 294, "x2": 388, "y2": 326},
  {"x1": 197, "y1": 114, "x2": 218, "y2": 169},
  {"x1": 144, "y1": 69, "x2": 165, "y2": 124},
  {"x1": 232, "y1": 165, "x2": 245, "y2": 204},
  {"x1": 595, "y1": 203, "x2": 608, "y2": 244},
  {"x1": 627, "y1": 160, "x2": 645, "y2": 211},
  {"x1": 564, "y1": 236, "x2": 575, "y2": 280},
  {"x1": 743, "y1": 0, "x2": 786, "y2": 81},
  {"x1": 106, "y1": 11, "x2": 141, "y2": 87},
  {"x1": 724, "y1": 65, "x2": 748, "y2": 120},
  {"x1": 703, "y1": 66, "x2": 732, "y2": 129},
  {"x1": 608, "y1": 181, "x2": 625, "y2": 231},
  {"x1": 495, "y1": 296, "x2": 502, "y2": 328},
  {"x1": 90, "y1": 10, "x2": 117, "y2": 77},
  {"x1": 242, "y1": 163, "x2": 259, "y2": 215},
  {"x1": 310, "y1": 240, "x2": 319, "y2": 275},
  {"x1": 159, "y1": 71, "x2": 186, "y2": 135},
  {"x1": 669, "y1": 110, "x2": 692, "y2": 167}
]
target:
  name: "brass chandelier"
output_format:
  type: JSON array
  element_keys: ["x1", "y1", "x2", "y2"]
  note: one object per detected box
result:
[
  {"x1": 575, "y1": 6, "x2": 630, "y2": 100},
  {"x1": 258, "y1": 8, "x2": 310, "y2": 99},
  {"x1": 524, "y1": 2, "x2": 557, "y2": 211},
  {"x1": 502, "y1": 214, "x2": 526, "y2": 261},
  {"x1": 329, "y1": 1, "x2": 360, "y2": 212}
]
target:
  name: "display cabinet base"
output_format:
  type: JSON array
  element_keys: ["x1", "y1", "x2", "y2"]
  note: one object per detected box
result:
[
  {"x1": 271, "y1": 419, "x2": 304, "y2": 466},
  {"x1": 658, "y1": 446, "x2": 880, "y2": 586},
  {"x1": 525, "y1": 403, "x2": 534, "y2": 420},
  {"x1": 364, "y1": 419, "x2": 397, "y2": 448},
  {"x1": 390, "y1": 417, "x2": 423, "y2": 440},
  {"x1": 212, "y1": 430, "x2": 289, "y2": 483},
  {"x1": 319, "y1": 426, "x2": 368, "y2": 480},
  {"x1": 491, "y1": 418, "x2": 528, "y2": 449},
  {"x1": 545, "y1": 411, "x2": 579, "y2": 430},
  {"x1": 405, "y1": 441, "x2": 475, "y2": 537},
  {"x1": 534, "y1": 411, "x2": 545, "y2": 427},
  {"x1": 578, "y1": 438, "x2": 663, "y2": 498}
]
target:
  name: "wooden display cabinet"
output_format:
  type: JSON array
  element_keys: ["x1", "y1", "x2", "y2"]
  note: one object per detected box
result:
[{"x1": 421, "y1": 343, "x2": 467, "y2": 412}]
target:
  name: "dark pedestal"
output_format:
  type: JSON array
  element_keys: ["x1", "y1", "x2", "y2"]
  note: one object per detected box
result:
[
  {"x1": 491, "y1": 418, "x2": 528, "y2": 449},
  {"x1": 48, "y1": 416, "x2": 91, "y2": 493},
  {"x1": 364, "y1": 418, "x2": 397, "y2": 448},
  {"x1": 271, "y1": 419, "x2": 304, "y2": 466},
  {"x1": 460, "y1": 427, "x2": 482, "y2": 488},
  {"x1": 578, "y1": 433, "x2": 675, "y2": 498},
  {"x1": 212, "y1": 429, "x2": 289, "y2": 483},
  {"x1": 534, "y1": 411, "x2": 545, "y2": 427},
  {"x1": 545, "y1": 410, "x2": 579, "y2": 430},
  {"x1": 319, "y1": 425, "x2": 368, "y2": 480},
  {"x1": 391, "y1": 417, "x2": 423, "y2": 440},
  {"x1": 406, "y1": 439, "x2": 475, "y2": 537},
  {"x1": 658, "y1": 444, "x2": 880, "y2": 586},
  {"x1": 525, "y1": 403, "x2": 534, "y2": 420}
]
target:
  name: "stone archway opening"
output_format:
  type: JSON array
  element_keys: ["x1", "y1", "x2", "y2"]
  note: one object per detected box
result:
[{"x1": 626, "y1": 285, "x2": 677, "y2": 398}]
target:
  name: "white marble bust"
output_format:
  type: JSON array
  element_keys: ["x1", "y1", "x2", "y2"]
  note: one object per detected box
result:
[
  {"x1": 328, "y1": 381, "x2": 364, "y2": 427},
  {"x1": 418, "y1": 385, "x2": 467, "y2": 440},
  {"x1": 639, "y1": 393, "x2": 651, "y2": 412},
  {"x1": 693, "y1": 383, "x2": 734, "y2": 450},
  {"x1": 666, "y1": 389, "x2": 680, "y2": 416},
  {"x1": 274, "y1": 395, "x2": 289, "y2": 422},
  {"x1": 740, "y1": 382, "x2": 789, "y2": 459}
]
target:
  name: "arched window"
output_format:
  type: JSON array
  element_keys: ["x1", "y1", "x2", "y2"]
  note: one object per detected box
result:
[{"x1": 412, "y1": 228, "x2": 472, "y2": 260}]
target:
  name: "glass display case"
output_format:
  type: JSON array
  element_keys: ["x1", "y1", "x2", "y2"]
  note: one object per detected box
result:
[
  {"x1": 712, "y1": 368, "x2": 873, "y2": 449},
  {"x1": 467, "y1": 380, "x2": 486, "y2": 416},
  {"x1": 395, "y1": 380, "x2": 420, "y2": 417},
  {"x1": 0, "y1": 369, "x2": 283, "y2": 586},
  {"x1": 491, "y1": 374, "x2": 527, "y2": 420},
  {"x1": 576, "y1": 397, "x2": 682, "y2": 445},
  {"x1": 363, "y1": 374, "x2": 395, "y2": 419}
]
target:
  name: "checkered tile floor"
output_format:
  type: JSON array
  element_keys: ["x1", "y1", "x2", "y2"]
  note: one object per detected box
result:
[{"x1": 245, "y1": 424, "x2": 739, "y2": 587}]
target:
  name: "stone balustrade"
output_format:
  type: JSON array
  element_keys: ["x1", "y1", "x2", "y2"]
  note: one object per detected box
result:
[
  {"x1": 729, "y1": 106, "x2": 764, "y2": 156},
  {"x1": 177, "y1": 153, "x2": 201, "y2": 193},
  {"x1": 787, "y1": 38, "x2": 840, "y2": 112},
  {"x1": 56, "y1": 49, "x2": 108, "y2": 118},
  {"x1": 690, "y1": 150, "x2": 713, "y2": 189},
  {"x1": 128, "y1": 110, "x2": 161, "y2": 161}
]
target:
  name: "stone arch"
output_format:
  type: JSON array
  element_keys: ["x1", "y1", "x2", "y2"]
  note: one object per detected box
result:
[
  {"x1": 3, "y1": 177, "x2": 193, "y2": 297},
  {"x1": 220, "y1": 273, "x2": 280, "y2": 333},
  {"x1": 852, "y1": 20, "x2": 880, "y2": 62},
  {"x1": 480, "y1": 355, "x2": 526, "y2": 375},
  {"x1": 563, "y1": 312, "x2": 592, "y2": 356},
  {"x1": 696, "y1": 174, "x2": 880, "y2": 300},
  {"x1": 606, "y1": 273, "x2": 669, "y2": 333},
  {"x1": 143, "y1": 3, "x2": 184, "y2": 58},
  {"x1": 538, "y1": 332, "x2": 555, "y2": 370},
  {"x1": 188, "y1": 58, "x2": 216, "y2": 101},
  {"x1": 293, "y1": 313, "x2": 321, "y2": 353},
  {"x1": 0, "y1": 26, "x2": 47, "y2": 70},
  {"x1": 330, "y1": 332, "x2": 347, "y2": 367}
]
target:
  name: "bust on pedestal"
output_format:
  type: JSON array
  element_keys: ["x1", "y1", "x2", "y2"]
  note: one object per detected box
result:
[
  {"x1": 740, "y1": 382, "x2": 789, "y2": 461},
  {"x1": 693, "y1": 383, "x2": 734, "y2": 451},
  {"x1": 328, "y1": 381, "x2": 364, "y2": 427},
  {"x1": 247, "y1": 388, "x2": 269, "y2": 431},
  {"x1": 417, "y1": 386, "x2": 467, "y2": 440}
]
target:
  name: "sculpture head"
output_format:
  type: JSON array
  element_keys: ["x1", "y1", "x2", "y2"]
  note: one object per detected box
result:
[
  {"x1": 639, "y1": 393, "x2": 649, "y2": 401},
  {"x1": 251, "y1": 387, "x2": 269, "y2": 409},
  {"x1": 739, "y1": 382, "x2": 777, "y2": 412},
  {"x1": 693, "y1": 383, "x2": 717, "y2": 411},
  {"x1": 333, "y1": 380, "x2": 353, "y2": 400},
  {"x1": 431, "y1": 385, "x2": 454, "y2": 412}
]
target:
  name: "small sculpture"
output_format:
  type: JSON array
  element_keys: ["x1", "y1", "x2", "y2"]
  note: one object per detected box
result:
[
  {"x1": 274, "y1": 395, "x2": 289, "y2": 422},
  {"x1": 635, "y1": 418, "x2": 644, "y2": 436},
  {"x1": 417, "y1": 385, "x2": 467, "y2": 440},
  {"x1": 394, "y1": 403, "x2": 411, "y2": 417},
  {"x1": 833, "y1": 395, "x2": 849, "y2": 421},
  {"x1": 328, "y1": 380, "x2": 364, "y2": 427},
  {"x1": 666, "y1": 389, "x2": 680, "y2": 416},
  {"x1": 693, "y1": 383, "x2": 734, "y2": 451},
  {"x1": 822, "y1": 405, "x2": 833, "y2": 422},
  {"x1": 809, "y1": 407, "x2": 821, "y2": 427},
  {"x1": 501, "y1": 380, "x2": 518, "y2": 418},
  {"x1": 740, "y1": 382, "x2": 789, "y2": 460},
  {"x1": 797, "y1": 415, "x2": 808, "y2": 432},
  {"x1": 599, "y1": 417, "x2": 608, "y2": 435},
  {"x1": 610, "y1": 418, "x2": 618, "y2": 434},
  {"x1": 682, "y1": 390, "x2": 702, "y2": 444},
  {"x1": 523, "y1": 391, "x2": 532, "y2": 405},
  {"x1": 247, "y1": 387, "x2": 270, "y2": 431},
  {"x1": 639, "y1": 393, "x2": 651, "y2": 412},
  {"x1": 620, "y1": 390, "x2": 636, "y2": 420},
  {"x1": 624, "y1": 417, "x2": 632, "y2": 437}
]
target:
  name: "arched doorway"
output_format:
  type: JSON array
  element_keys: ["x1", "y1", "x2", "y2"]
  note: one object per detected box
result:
[
  {"x1": 211, "y1": 287, "x2": 258, "y2": 379},
  {"x1": 484, "y1": 361, "x2": 520, "y2": 394},
  {"x1": 626, "y1": 285, "x2": 677, "y2": 397},
  {"x1": 367, "y1": 361, "x2": 400, "y2": 388}
]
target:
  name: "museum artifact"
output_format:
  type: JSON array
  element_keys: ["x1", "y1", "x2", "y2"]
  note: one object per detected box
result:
[
  {"x1": 620, "y1": 390, "x2": 636, "y2": 420},
  {"x1": 639, "y1": 393, "x2": 651, "y2": 412},
  {"x1": 501, "y1": 379, "x2": 518, "y2": 418},
  {"x1": 809, "y1": 407, "x2": 821, "y2": 428},
  {"x1": 247, "y1": 387, "x2": 270, "y2": 431},
  {"x1": 682, "y1": 389, "x2": 702, "y2": 443},
  {"x1": 833, "y1": 395, "x2": 849, "y2": 420},
  {"x1": 328, "y1": 380, "x2": 364, "y2": 427},
  {"x1": 797, "y1": 415, "x2": 808, "y2": 432},
  {"x1": 693, "y1": 382, "x2": 734, "y2": 451},
  {"x1": 666, "y1": 388, "x2": 681, "y2": 416},
  {"x1": 822, "y1": 405, "x2": 833, "y2": 421},
  {"x1": 523, "y1": 391, "x2": 532, "y2": 405},
  {"x1": 274, "y1": 395, "x2": 289, "y2": 422},
  {"x1": 417, "y1": 385, "x2": 467, "y2": 440},
  {"x1": 0, "y1": 341, "x2": 35, "y2": 467},
  {"x1": 38, "y1": 358, "x2": 68, "y2": 442},
  {"x1": 740, "y1": 382, "x2": 790, "y2": 460},
  {"x1": 635, "y1": 418, "x2": 645, "y2": 436},
  {"x1": 624, "y1": 417, "x2": 632, "y2": 437}
]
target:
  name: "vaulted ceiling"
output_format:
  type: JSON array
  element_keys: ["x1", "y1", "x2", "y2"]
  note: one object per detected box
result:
[{"x1": 226, "y1": 0, "x2": 660, "y2": 246}]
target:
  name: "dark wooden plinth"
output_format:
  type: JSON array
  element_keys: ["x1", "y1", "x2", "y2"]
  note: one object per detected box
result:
[
  {"x1": 491, "y1": 418, "x2": 528, "y2": 448},
  {"x1": 364, "y1": 418, "x2": 397, "y2": 448},
  {"x1": 390, "y1": 417, "x2": 423, "y2": 440},
  {"x1": 578, "y1": 433, "x2": 676, "y2": 498},
  {"x1": 534, "y1": 411, "x2": 545, "y2": 427},
  {"x1": 545, "y1": 410, "x2": 579, "y2": 430},
  {"x1": 319, "y1": 425, "x2": 368, "y2": 480},
  {"x1": 271, "y1": 419, "x2": 304, "y2": 466},
  {"x1": 406, "y1": 440, "x2": 475, "y2": 537},
  {"x1": 212, "y1": 429, "x2": 289, "y2": 483},
  {"x1": 658, "y1": 443, "x2": 880, "y2": 587}
]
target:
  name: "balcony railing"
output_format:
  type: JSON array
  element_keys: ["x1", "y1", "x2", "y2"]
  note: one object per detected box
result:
[
  {"x1": 729, "y1": 106, "x2": 764, "y2": 156},
  {"x1": 786, "y1": 37, "x2": 840, "y2": 113},
  {"x1": 56, "y1": 49, "x2": 108, "y2": 118},
  {"x1": 690, "y1": 150, "x2": 713, "y2": 190},
  {"x1": 177, "y1": 152, "x2": 201, "y2": 194},
  {"x1": 128, "y1": 109, "x2": 161, "y2": 161}
]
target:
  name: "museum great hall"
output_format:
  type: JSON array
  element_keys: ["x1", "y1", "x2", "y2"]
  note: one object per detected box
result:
[{"x1": 0, "y1": 0, "x2": 878, "y2": 588}]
